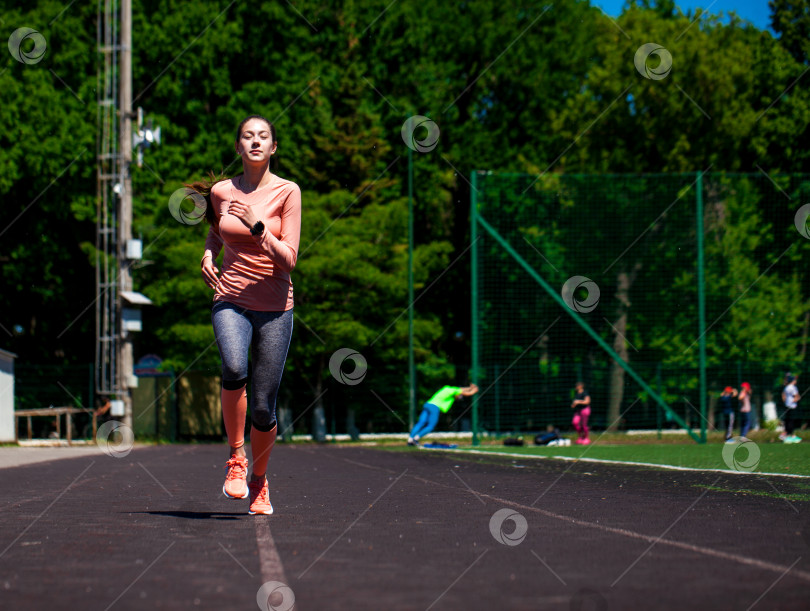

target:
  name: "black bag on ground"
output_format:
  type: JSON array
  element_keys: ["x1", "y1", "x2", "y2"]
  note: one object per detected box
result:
[
  {"x1": 534, "y1": 429, "x2": 560, "y2": 446},
  {"x1": 503, "y1": 437, "x2": 524, "y2": 446}
]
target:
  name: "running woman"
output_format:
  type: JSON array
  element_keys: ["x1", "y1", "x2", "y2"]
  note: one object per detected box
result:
[
  {"x1": 571, "y1": 381, "x2": 591, "y2": 445},
  {"x1": 200, "y1": 115, "x2": 302, "y2": 514}
]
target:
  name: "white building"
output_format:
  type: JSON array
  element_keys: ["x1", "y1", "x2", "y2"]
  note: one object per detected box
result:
[{"x1": 0, "y1": 349, "x2": 17, "y2": 442}]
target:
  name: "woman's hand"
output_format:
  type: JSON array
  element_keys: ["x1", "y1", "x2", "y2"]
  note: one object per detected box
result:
[
  {"x1": 228, "y1": 199, "x2": 258, "y2": 230},
  {"x1": 201, "y1": 257, "x2": 220, "y2": 289}
]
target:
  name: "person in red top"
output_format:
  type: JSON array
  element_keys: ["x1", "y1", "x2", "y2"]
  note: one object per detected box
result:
[{"x1": 198, "y1": 115, "x2": 301, "y2": 515}]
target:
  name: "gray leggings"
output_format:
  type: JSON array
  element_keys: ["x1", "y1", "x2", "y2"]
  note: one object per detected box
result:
[{"x1": 211, "y1": 301, "x2": 293, "y2": 431}]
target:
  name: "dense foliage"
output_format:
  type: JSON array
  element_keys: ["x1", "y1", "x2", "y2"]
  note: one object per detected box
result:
[{"x1": 2, "y1": 0, "x2": 809, "y2": 431}]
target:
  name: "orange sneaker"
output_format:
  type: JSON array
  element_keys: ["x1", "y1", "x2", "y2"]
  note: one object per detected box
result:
[
  {"x1": 223, "y1": 455, "x2": 249, "y2": 499},
  {"x1": 248, "y1": 477, "x2": 274, "y2": 515}
]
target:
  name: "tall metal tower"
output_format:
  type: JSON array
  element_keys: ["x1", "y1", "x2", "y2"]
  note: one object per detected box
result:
[
  {"x1": 96, "y1": 0, "x2": 121, "y2": 400},
  {"x1": 97, "y1": 0, "x2": 138, "y2": 428}
]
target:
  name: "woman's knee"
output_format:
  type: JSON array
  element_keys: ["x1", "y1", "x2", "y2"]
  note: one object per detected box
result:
[
  {"x1": 222, "y1": 376, "x2": 248, "y2": 391},
  {"x1": 221, "y1": 358, "x2": 251, "y2": 388},
  {"x1": 251, "y1": 399, "x2": 277, "y2": 430},
  {"x1": 251, "y1": 412, "x2": 277, "y2": 432}
]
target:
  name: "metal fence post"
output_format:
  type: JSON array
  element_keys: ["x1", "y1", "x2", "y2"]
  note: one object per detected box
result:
[
  {"x1": 696, "y1": 171, "x2": 707, "y2": 443},
  {"x1": 471, "y1": 171, "x2": 480, "y2": 446}
]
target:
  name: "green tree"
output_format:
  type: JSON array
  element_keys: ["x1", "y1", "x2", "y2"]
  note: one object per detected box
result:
[
  {"x1": 5, "y1": 0, "x2": 810, "y2": 436},
  {"x1": 0, "y1": 1, "x2": 97, "y2": 364},
  {"x1": 770, "y1": 0, "x2": 810, "y2": 64}
]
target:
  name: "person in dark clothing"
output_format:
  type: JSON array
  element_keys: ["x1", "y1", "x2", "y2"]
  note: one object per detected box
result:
[
  {"x1": 719, "y1": 386, "x2": 738, "y2": 442},
  {"x1": 781, "y1": 374, "x2": 801, "y2": 444}
]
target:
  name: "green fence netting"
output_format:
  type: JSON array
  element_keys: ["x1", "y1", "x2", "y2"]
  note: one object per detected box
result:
[{"x1": 471, "y1": 172, "x2": 810, "y2": 441}]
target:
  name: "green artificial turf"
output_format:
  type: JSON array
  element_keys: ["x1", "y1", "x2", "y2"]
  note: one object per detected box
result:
[{"x1": 456, "y1": 435, "x2": 810, "y2": 476}]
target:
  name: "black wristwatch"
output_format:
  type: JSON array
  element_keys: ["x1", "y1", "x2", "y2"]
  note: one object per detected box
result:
[{"x1": 250, "y1": 220, "x2": 264, "y2": 236}]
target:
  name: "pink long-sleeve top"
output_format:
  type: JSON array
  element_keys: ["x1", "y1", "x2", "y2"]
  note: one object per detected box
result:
[{"x1": 201, "y1": 175, "x2": 301, "y2": 312}]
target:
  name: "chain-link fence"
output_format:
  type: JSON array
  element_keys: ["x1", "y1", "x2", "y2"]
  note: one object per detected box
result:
[{"x1": 471, "y1": 172, "x2": 810, "y2": 441}]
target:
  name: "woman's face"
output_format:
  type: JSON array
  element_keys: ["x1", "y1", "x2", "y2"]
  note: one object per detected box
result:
[{"x1": 235, "y1": 118, "x2": 276, "y2": 162}]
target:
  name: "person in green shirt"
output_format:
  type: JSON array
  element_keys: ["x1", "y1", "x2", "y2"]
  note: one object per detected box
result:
[{"x1": 407, "y1": 384, "x2": 479, "y2": 446}]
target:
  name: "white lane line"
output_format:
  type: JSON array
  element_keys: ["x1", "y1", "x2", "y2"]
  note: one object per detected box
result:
[
  {"x1": 325, "y1": 453, "x2": 810, "y2": 584},
  {"x1": 435, "y1": 448, "x2": 810, "y2": 479},
  {"x1": 745, "y1": 556, "x2": 803, "y2": 611},
  {"x1": 404, "y1": 472, "x2": 810, "y2": 584},
  {"x1": 254, "y1": 518, "x2": 290, "y2": 586}
]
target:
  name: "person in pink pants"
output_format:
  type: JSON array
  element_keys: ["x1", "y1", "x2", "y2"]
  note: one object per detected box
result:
[{"x1": 571, "y1": 381, "x2": 592, "y2": 445}]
